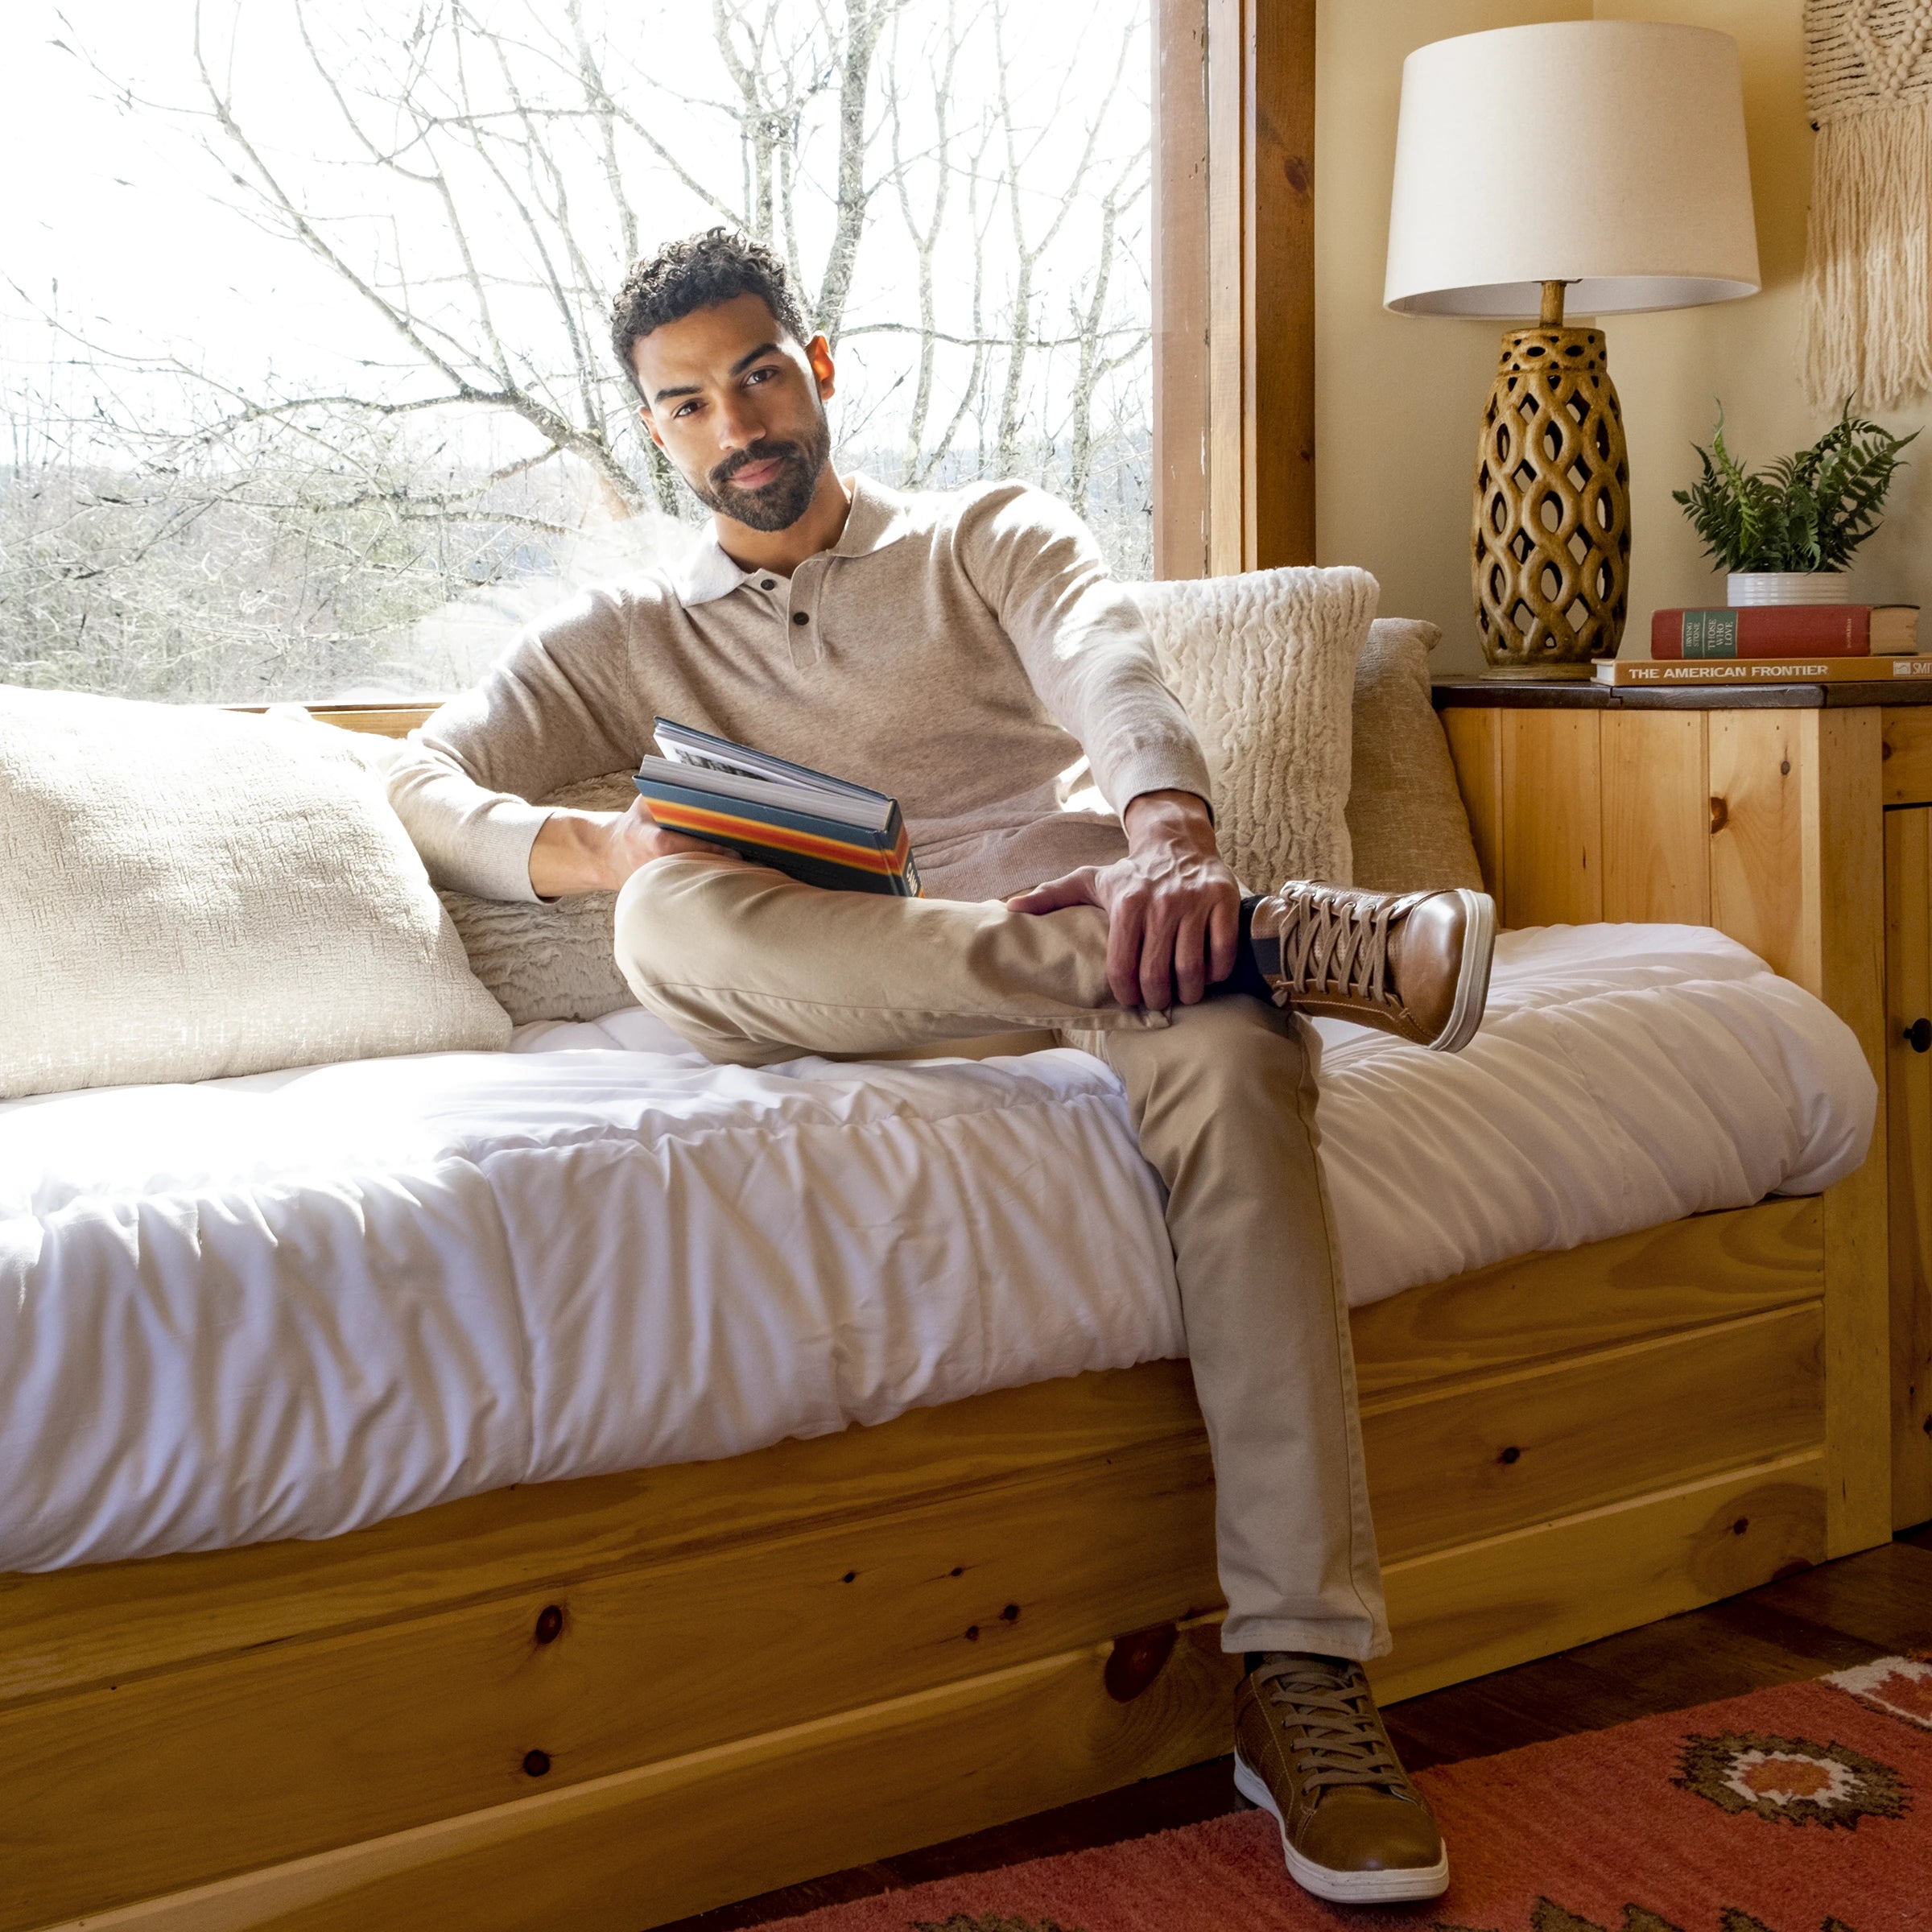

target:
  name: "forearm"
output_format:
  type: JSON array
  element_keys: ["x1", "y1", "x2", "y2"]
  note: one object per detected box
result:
[
  {"x1": 964, "y1": 485, "x2": 1215, "y2": 815},
  {"x1": 1123, "y1": 787, "x2": 1217, "y2": 858},
  {"x1": 386, "y1": 739, "x2": 554, "y2": 902},
  {"x1": 390, "y1": 588, "x2": 650, "y2": 900},
  {"x1": 1063, "y1": 663, "x2": 1216, "y2": 817},
  {"x1": 527, "y1": 809, "x2": 619, "y2": 898},
  {"x1": 530, "y1": 800, "x2": 737, "y2": 898}
]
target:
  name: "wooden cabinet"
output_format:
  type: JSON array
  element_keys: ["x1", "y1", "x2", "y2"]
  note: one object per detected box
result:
[
  {"x1": 1439, "y1": 687, "x2": 1928, "y2": 1537},
  {"x1": 1876, "y1": 707, "x2": 1932, "y2": 1530},
  {"x1": 1888, "y1": 804, "x2": 1932, "y2": 1528}
]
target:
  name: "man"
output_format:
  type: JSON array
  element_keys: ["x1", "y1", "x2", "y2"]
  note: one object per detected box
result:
[{"x1": 389, "y1": 227, "x2": 1493, "y2": 1906}]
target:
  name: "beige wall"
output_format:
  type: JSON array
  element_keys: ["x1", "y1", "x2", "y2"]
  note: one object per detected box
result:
[{"x1": 1317, "y1": 0, "x2": 1932, "y2": 674}]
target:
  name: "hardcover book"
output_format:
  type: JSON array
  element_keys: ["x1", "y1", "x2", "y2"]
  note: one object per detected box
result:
[
  {"x1": 635, "y1": 718, "x2": 921, "y2": 896},
  {"x1": 1649, "y1": 604, "x2": 1921, "y2": 658},
  {"x1": 1596, "y1": 655, "x2": 1932, "y2": 687}
]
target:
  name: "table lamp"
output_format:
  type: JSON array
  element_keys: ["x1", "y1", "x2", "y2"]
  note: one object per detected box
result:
[{"x1": 1384, "y1": 22, "x2": 1761, "y2": 676}]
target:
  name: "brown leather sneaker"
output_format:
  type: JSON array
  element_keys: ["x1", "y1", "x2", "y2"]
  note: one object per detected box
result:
[
  {"x1": 1247, "y1": 881, "x2": 1495, "y2": 1051},
  {"x1": 1233, "y1": 1653, "x2": 1449, "y2": 1904}
]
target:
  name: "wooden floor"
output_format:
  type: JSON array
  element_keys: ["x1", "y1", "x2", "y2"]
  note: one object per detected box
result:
[{"x1": 668, "y1": 1524, "x2": 1932, "y2": 1931}]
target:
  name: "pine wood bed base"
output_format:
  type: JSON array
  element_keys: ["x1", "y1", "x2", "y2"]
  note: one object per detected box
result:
[
  {"x1": 1, "y1": 1195, "x2": 1862, "y2": 1932},
  {"x1": 2, "y1": 702, "x2": 1889, "y2": 1931}
]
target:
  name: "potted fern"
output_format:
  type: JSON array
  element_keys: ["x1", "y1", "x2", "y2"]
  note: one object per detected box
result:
[{"x1": 1674, "y1": 401, "x2": 1916, "y2": 606}]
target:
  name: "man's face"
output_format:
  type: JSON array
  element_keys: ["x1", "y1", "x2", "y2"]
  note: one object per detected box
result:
[{"x1": 633, "y1": 292, "x2": 835, "y2": 532}]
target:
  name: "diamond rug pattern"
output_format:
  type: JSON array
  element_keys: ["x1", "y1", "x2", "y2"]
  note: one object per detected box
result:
[{"x1": 762, "y1": 1657, "x2": 1932, "y2": 1932}]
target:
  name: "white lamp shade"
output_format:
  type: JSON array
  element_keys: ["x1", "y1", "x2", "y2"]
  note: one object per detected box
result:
[{"x1": 1384, "y1": 21, "x2": 1761, "y2": 318}]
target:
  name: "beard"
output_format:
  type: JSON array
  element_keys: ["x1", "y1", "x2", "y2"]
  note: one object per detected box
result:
[{"x1": 687, "y1": 409, "x2": 833, "y2": 531}]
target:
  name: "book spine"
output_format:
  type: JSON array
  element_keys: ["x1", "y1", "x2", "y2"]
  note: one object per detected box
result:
[
  {"x1": 1600, "y1": 656, "x2": 1932, "y2": 685},
  {"x1": 1649, "y1": 606, "x2": 1870, "y2": 658},
  {"x1": 883, "y1": 802, "x2": 922, "y2": 897}
]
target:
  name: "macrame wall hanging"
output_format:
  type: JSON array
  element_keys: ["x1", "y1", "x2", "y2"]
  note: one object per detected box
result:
[{"x1": 1805, "y1": 0, "x2": 1932, "y2": 409}]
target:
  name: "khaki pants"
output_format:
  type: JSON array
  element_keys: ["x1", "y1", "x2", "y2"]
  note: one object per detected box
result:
[{"x1": 614, "y1": 856, "x2": 1389, "y2": 1659}]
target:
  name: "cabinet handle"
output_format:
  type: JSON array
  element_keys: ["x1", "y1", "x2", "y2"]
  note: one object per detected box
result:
[{"x1": 1908, "y1": 1018, "x2": 1932, "y2": 1054}]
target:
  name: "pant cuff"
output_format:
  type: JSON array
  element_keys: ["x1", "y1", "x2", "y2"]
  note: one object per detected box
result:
[{"x1": 1220, "y1": 1615, "x2": 1393, "y2": 1664}]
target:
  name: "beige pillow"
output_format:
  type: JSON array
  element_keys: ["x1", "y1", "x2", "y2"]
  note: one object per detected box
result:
[
  {"x1": 1131, "y1": 565, "x2": 1377, "y2": 890},
  {"x1": 0, "y1": 688, "x2": 510, "y2": 1100},
  {"x1": 1346, "y1": 618, "x2": 1484, "y2": 895}
]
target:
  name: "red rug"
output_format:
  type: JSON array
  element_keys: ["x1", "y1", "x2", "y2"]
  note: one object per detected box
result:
[{"x1": 764, "y1": 1656, "x2": 1932, "y2": 1932}]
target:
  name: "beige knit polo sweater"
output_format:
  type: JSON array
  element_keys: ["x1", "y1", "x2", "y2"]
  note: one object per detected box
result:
[{"x1": 387, "y1": 474, "x2": 1213, "y2": 905}]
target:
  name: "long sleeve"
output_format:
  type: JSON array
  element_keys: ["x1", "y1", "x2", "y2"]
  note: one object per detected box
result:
[
  {"x1": 387, "y1": 588, "x2": 648, "y2": 902},
  {"x1": 954, "y1": 482, "x2": 1214, "y2": 816}
]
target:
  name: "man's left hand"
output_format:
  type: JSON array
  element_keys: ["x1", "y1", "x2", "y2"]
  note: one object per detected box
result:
[{"x1": 1005, "y1": 790, "x2": 1241, "y2": 1009}]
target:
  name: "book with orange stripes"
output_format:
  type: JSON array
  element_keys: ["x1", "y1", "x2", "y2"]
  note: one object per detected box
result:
[{"x1": 635, "y1": 718, "x2": 921, "y2": 897}]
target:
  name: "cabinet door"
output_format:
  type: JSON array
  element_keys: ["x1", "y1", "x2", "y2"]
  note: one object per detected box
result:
[{"x1": 1888, "y1": 807, "x2": 1932, "y2": 1529}]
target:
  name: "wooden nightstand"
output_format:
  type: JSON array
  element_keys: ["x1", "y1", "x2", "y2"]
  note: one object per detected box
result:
[{"x1": 1433, "y1": 676, "x2": 1932, "y2": 1542}]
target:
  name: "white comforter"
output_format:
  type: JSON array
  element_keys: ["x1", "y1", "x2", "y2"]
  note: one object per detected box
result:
[{"x1": 0, "y1": 924, "x2": 1873, "y2": 1574}]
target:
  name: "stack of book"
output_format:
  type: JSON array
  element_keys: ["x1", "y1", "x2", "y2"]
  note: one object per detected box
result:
[
  {"x1": 634, "y1": 718, "x2": 922, "y2": 895},
  {"x1": 1598, "y1": 605, "x2": 1932, "y2": 687}
]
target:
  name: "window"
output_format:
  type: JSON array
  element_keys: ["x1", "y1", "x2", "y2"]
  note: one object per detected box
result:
[{"x1": 2, "y1": 1, "x2": 1154, "y2": 704}]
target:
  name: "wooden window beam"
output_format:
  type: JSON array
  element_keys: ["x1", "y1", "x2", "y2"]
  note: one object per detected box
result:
[{"x1": 1154, "y1": 0, "x2": 1315, "y2": 577}]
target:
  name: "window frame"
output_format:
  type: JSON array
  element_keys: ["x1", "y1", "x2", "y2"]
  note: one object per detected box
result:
[{"x1": 1152, "y1": 0, "x2": 1315, "y2": 579}]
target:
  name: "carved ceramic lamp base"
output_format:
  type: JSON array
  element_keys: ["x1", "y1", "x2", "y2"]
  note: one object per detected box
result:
[{"x1": 1472, "y1": 282, "x2": 1632, "y2": 678}]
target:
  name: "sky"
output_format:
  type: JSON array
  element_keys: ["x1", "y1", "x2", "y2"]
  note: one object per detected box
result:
[{"x1": 4, "y1": 3, "x2": 372, "y2": 403}]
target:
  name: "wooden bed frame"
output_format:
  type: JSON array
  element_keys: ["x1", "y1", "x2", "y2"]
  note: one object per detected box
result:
[{"x1": 2, "y1": 703, "x2": 1895, "y2": 1931}]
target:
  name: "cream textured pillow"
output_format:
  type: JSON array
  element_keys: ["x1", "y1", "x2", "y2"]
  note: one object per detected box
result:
[
  {"x1": 0, "y1": 687, "x2": 510, "y2": 1100},
  {"x1": 1346, "y1": 618, "x2": 1485, "y2": 896},
  {"x1": 1130, "y1": 566, "x2": 1378, "y2": 890}
]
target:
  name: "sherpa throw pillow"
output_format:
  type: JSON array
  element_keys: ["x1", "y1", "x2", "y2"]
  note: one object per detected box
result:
[
  {"x1": 1130, "y1": 565, "x2": 1377, "y2": 890},
  {"x1": 0, "y1": 687, "x2": 510, "y2": 1100},
  {"x1": 437, "y1": 771, "x2": 642, "y2": 1025},
  {"x1": 1346, "y1": 618, "x2": 1485, "y2": 896}
]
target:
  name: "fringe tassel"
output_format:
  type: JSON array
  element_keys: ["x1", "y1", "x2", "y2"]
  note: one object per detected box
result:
[{"x1": 1803, "y1": 100, "x2": 1932, "y2": 409}]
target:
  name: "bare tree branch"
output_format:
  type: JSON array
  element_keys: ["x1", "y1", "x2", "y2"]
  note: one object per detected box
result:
[
  {"x1": 811, "y1": 0, "x2": 902, "y2": 345},
  {"x1": 888, "y1": 0, "x2": 963, "y2": 479},
  {"x1": 989, "y1": 0, "x2": 1129, "y2": 478},
  {"x1": 1067, "y1": 151, "x2": 1148, "y2": 505},
  {"x1": 10, "y1": 0, "x2": 1157, "y2": 706}
]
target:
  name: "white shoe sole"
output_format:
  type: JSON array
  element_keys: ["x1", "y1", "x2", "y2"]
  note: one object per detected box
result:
[
  {"x1": 1232, "y1": 1754, "x2": 1451, "y2": 1905},
  {"x1": 1427, "y1": 888, "x2": 1496, "y2": 1053}
]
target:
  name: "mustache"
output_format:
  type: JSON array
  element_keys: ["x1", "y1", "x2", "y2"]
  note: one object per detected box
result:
[{"x1": 710, "y1": 442, "x2": 802, "y2": 489}]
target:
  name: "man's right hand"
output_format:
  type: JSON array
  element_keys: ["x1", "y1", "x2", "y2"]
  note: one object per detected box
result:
[{"x1": 527, "y1": 799, "x2": 733, "y2": 898}]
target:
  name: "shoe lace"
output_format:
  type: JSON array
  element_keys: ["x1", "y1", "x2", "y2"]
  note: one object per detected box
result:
[
  {"x1": 1272, "y1": 884, "x2": 1424, "y2": 1009},
  {"x1": 1256, "y1": 1655, "x2": 1410, "y2": 1795}
]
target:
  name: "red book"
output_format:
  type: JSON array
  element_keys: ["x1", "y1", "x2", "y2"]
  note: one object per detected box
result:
[{"x1": 1650, "y1": 605, "x2": 1921, "y2": 658}]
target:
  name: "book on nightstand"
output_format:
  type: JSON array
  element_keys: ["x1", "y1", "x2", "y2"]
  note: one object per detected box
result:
[
  {"x1": 1650, "y1": 604, "x2": 1921, "y2": 658},
  {"x1": 634, "y1": 717, "x2": 922, "y2": 896},
  {"x1": 1596, "y1": 654, "x2": 1932, "y2": 687}
]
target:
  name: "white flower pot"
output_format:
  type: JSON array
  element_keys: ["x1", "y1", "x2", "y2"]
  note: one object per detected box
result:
[{"x1": 1727, "y1": 572, "x2": 1851, "y2": 607}]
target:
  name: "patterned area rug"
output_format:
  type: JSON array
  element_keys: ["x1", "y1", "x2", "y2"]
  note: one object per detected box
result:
[{"x1": 765, "y1": 1657, "x2": 1932, "y2": 1932}]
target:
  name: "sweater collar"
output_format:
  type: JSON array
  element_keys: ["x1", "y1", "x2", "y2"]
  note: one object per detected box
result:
[{"x1": 671, "y1": 472, "x2": 912, "y2": 606}]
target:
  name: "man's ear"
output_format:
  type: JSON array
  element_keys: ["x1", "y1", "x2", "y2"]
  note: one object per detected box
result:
[
  {"x1": 638, "y1": 402, "x2": 666, "y2": 451},
  {"x1": 807, "y1": 333, "x2": 836, "y2": 402}
]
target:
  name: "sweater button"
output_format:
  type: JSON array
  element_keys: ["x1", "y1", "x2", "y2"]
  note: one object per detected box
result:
[{"x1": 792, "y1": 611, "x2": 809, "y2": 626}]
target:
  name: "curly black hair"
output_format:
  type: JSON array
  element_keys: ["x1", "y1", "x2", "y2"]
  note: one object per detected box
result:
[{"x1": 609, "y1": 228, "x2": 810, "y2": 396}]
